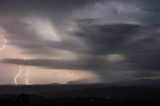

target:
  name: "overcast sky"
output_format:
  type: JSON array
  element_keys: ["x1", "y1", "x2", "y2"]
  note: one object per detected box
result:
[{"x1": 0, "y1": 0, "x2": 160, "y2": 84}]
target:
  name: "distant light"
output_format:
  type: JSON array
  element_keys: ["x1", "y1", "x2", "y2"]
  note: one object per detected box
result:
[{"x1": 105, "y1": 54, "x2": 125, "y2": 62}]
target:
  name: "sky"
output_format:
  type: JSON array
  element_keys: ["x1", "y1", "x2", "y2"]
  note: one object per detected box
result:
[{"x1": 0, "y1": 0, "x2": 160, "y2": 84}]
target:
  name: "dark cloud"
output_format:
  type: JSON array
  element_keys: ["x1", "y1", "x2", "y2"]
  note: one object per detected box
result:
[
  {"x1": 134, "y1": 71, "x2": 159, "y2": 78},
  {"x1": 0, "y1": 0, "x2": 100, "y2": 16},
  {"x1": 139, "y1": 0, "x2": 160, "y2": 24},
  {"x1": 0, "y1": 0, "x2": 102, "y2": 56},
  {"x1": 0, "y1": 0, "x2": 102, "y2": 29},
  {"x1": 2, "y1": 58, "x2": 104, "y2": 71},
  {"x1": 3, "y1": 22, "x2": 160, "y2": 80},
  {"x1": 1, "y1": 0, "x2": 159, "y2": 56},
  {"x1": 1, "y1": 0, "x2": 160, "y2": 82}
]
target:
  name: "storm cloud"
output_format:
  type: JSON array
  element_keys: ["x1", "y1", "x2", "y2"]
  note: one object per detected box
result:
[
  {"x1": 1, "y1": 0, "x2": 160, "y2": 83},
  {"x1": 3, "y1": 22, "x2": 160, "y2": 80}
]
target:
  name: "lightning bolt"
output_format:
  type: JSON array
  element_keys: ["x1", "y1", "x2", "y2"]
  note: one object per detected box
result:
[
  {"x1": 14, "y1": 58, "x2": 30, "y2": 85},
  {"x1": 14, "y1": 65, "x2": 22, "y2": 85},
  {"x1": 0, "y1": 36, "x2": 7, "y2": 52},
  {"x1": 26, "y1": 66, "x2": 29, "y2": 85},
  {"x1": 0, "y1": 33, "x2": 29, "y2": 85}
]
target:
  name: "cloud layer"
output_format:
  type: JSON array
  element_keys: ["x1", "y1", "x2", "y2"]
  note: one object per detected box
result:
[{"x1": 1, "y1": 0, "x2": 160, "y2": 83}]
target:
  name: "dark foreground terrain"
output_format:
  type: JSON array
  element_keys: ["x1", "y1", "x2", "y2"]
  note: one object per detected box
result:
[{"x1": 0, "y1": 82, "x2": 160, "y2": 106}]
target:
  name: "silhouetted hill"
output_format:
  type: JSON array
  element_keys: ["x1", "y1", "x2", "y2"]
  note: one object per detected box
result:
[
  {"x1": 0, "y1": 80, "x2": 160, "y2": 105},
  {"x1": 0, "y1": 79, "x2": 160, "y2": 98},
  {"x1": 109, "y1": 79, "x2": 160, "y2": 87}
]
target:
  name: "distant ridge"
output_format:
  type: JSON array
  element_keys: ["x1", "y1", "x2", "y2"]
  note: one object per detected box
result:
[
  {"x1": 108, "y1": 79, "x2": 160, "y2": 88},
  {"x1": 0, "y1": 79, "x2": 160, "y2": 88}
]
